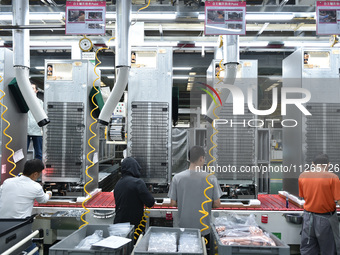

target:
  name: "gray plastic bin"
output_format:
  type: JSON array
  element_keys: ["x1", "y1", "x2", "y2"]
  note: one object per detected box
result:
[
  {"x1": 210, "y1": 224, "x2": 290, "y2": 255},
  {"x1": 134, "y1": 226, "x2": 204, "y2": 255},
  {"x1": 0, "y1": 216, "x2": 34, "y2": 254},
  {"x1": 49, "y1": 224, "x2": 134, "y2": 255}
]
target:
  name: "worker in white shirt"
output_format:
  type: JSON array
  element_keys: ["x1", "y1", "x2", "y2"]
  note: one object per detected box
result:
[{"x1": 0, "y1": 159, "x2": 52, "y2": 218}]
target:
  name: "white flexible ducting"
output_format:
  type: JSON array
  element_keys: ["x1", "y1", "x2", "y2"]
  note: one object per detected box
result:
[
  {"x1": 98, "y1": 67, "x2": 129, "y2": 125},
  {"x1": 205, "y1": 35, "x2": 239, "y2": 123},
  {"x1": 115, "y1": 0, "x2": 131, "y2": 67},
  {"x1": 98, "y1": 0, "x2": 131, "y2": 125},
  {"x1": 1, "y1": 230, "x2": 40, "y2": 255},
  {"x1": 13, "y1": 0, "x2": 49, "y2": 127},
  {"x1": 205, "y1": 64, "x2": 238, "y2": 123}
]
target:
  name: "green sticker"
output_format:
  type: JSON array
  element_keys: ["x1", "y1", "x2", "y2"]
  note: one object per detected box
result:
[{"x1": 272, "y1": 232, "x2": 282, "y2": 239}]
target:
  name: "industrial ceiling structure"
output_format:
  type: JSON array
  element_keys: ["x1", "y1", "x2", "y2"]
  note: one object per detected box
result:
[{"x1": 0, "y1": 0, "x2": 329, "y2": 122}]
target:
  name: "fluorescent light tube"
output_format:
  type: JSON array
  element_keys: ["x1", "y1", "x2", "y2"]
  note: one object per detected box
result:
[
  {"x1": 173, "y1": 76, "x2": 189, "y2": 79},
  {"x1": 246, "y1": 13, "x2": 294, "y2": 21},
  {"x1": 239, "y1": 41, "x2": 269, "y2": 47},
  {"x1": 173, "y1": 67, "x2": 193, "y2": 70}
]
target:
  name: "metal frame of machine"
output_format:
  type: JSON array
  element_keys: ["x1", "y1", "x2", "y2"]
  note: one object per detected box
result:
[
  {"x1": 42, "y1": 59, "x2": 101, "y2": 194},
  {"x1": 204, "y1": 59, "x2": 266, "y2": 198},
  {"x1": 127, "y1": 47, "x2": 173, "y2": 185},
  {"x1": 283, "y1": 48, "x2": 340, "y2": 195}
]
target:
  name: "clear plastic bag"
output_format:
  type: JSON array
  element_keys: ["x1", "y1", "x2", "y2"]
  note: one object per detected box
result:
[
  {"x1": 178, "y1": 233, "x2": 202, "y2": 253},
  {"x1": 148, "y1": 232, "x2": 177, "y2": 252},
  {"x1": 219, "y1": 232, "x2": 276, "y2": 247},
  {"x1": 75, "y1": 230, "x2": 104, "y2": 250},
  {"x1": 215, "y1": 213, "x2": 257, "y2": 229},
  {"x1": 107, "y1": 223, "x2": 132, "y2": 237},
  {"x1": 215, "y1": 213, "x2": 276, "y2": 247}
]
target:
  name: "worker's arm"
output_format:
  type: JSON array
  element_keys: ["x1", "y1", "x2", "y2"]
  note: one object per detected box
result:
[
  {"x1": 212, "y1": 199, "x2": 221, "y2": 208},
  {"x1": 138, "y1": 180, "x2": 155, "y2": 208},
  {"x1": 170, "y1": 199, "x2": 177, "y2": 207},
  {"x1": 35, "y1": 188, "x2": 51, "y2": 203}
]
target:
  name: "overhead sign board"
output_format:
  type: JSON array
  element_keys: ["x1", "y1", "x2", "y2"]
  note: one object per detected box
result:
[
  {"x1": 316, "y1": 1, "x2": 340, "y2": 35},
  {"x1": 205, "y1": 1, "x2": 246, "y2": 35},
  {"x1": 66, "y1": 1, "x2": 106, "y2": 35}
]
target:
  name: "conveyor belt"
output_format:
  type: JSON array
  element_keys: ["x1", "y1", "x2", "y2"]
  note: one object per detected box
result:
[{"x1": 35, "y1": 193, "x2": 304, "y2": 211}]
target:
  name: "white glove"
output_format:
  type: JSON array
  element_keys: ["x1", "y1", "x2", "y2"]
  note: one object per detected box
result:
[{"x1": 46, "y1": 191, "x2": 52, "y2": 198}]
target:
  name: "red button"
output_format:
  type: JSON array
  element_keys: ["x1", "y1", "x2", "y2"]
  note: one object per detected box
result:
[{"x1": 261, "y1": 214, "x2": 268, "y2": 223}]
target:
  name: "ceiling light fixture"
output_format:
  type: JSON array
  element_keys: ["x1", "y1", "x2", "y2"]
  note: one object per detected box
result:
[
  {"x1": 239, "y1": 41, "x2": 269, "y2": 47},
  {"x1": 97, "y1": 67, "x2": 115, "y2": 70},
  {"x1": 173, "y1": 76, "x2": 189, "y2": 80},
  {"x1": 30, "y1": 13, "x2": 64, "y2": 20},
  {"x1": 246, "y1": 12, "x2": 294, "y2": 21},
  {"x1": 284, "y1": 41, "x2": 330, "y2": 47},
  {"x1": 133, "y1": 13, "x2": 177, "y2": 20},
  {"x1": 172, "y1": 67, "x2": 192, "y2": 70}
]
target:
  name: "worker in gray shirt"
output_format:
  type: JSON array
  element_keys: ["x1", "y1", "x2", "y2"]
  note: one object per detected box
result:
[{"x1": 168, "y1": 146, "x2": 222, "y2": 240}]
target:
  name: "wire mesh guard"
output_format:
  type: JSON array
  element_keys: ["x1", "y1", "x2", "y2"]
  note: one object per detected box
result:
[
  {"x1": 215, "y1": 104, "x2": 256, "y2": 180},
  {"x1": 44, "y1": 102, "x2": 85, "y2": 179},
  {"x1": 305, "y1": 103, "x2": 340, "y2": 175},
  {"x1": 131, "y1": 102, "x2": 169, "y2": 182}
]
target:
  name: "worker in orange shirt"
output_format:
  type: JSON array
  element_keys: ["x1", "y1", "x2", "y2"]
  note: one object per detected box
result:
[{"x1": 299, "y1": 153, "x2": 340, "y2": 255}]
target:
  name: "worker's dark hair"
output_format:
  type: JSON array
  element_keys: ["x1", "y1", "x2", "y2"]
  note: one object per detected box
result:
[
  {"x1": 23, "y1": 159, "x2": 45, "y2": 176},
  {"x1": 79, "y1": 11, "x2": 85, "y2": 15},
  {"x1": 188, "y1": 146, "x2": 205, "y2": 163},
  {"x1": 313, "y1": 153, "x2": 329, "y2": 165}
]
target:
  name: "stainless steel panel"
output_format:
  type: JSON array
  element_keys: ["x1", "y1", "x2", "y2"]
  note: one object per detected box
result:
[
  {"x1": 205, "y1": 60, "x2": 258, "y2": 184},
  {"x1": 43, "y1": 60, "x2": 100, "y2": 192},
  {"x1": 127, "y1": 48, "x2": 173, "y2": 183},
  {"x1": 282, "y1": 49, "x2": 303, "y2": 196},
  {"x1": 283, "y1": 48, "x2": 340, "y2": 195}
]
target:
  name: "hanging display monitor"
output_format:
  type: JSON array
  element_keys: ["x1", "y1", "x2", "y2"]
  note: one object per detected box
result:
[
  {"x1": 205, "y1": 1, "x2": 246, "y2": 35},
  {"x1": 65, "y1": 1, "x2": 106, "y2": 35},
  {"x1": 316, "y1": 1, "x2": 340, "y2": 35}
]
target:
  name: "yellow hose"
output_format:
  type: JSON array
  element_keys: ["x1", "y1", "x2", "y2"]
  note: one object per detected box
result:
[
  {"x1": 132, "y1": 0, "x2": 151, "y2": 25},
  {"x1": 199, "y1": 61, "x2": 223, "y2": 244},
  {"x1": 134, "y1": 207, "x2": 151, "y2": 240},
  {"x1": 79, "y1": 37, "x2": 115, "y2": 228},
  {"x1": 0, "y1": 76, "x2": 16, "y2": 177}
]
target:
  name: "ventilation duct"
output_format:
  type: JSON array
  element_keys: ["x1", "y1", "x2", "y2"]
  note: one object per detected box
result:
[
  {"x1": 12, "y1": 0, "x2": 49, "y2": 127},
  {"x1": 98, "y1": 0, "x2": 131, "y2": 125},
  {"x1": 205, "y1": 35, "x2": 239, "y2": 123}
]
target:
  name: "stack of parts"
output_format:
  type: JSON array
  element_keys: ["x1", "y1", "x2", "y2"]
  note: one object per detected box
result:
[
  {"x1": 108, "y1": 223, "x2": 133, "y2": 237},
  {"x1": 178, "y1": 233, "x2": 202, "y2": 253},
  {"x1": 74, "y1": 224, "x2": 133, "y2": 250},
  {"x1": 75, "y1": 230, "x2": 103, "y2": 250},
  {"x1": 148, "y1": 232, "x2": 177, "y2": 253},
  {"x1": 214, "y1": 214, "x2": 276, "y2": 247},
  {"x1": 147, "y1": 232, "x2": 203, "y2": 253}
]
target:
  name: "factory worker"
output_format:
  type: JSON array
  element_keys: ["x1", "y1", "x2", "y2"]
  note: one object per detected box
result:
[
  {"x1": 299, "y1": 153, "x2": 340, "y2": 255},
  {"x1": 168, "y1": 146, "x2": 223, "y2": 244},
  {"x1": 114, "y1": 157, "x2": 155, "y2": 228},
  {"x1": 0, "y1": 159, "x2": 52, "y2": 218}
]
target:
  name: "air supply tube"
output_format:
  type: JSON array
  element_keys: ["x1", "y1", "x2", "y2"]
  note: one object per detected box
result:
[
  {"x1": 204, "y1": 35, "x2": 239, "y2": 123},
  {"x1": 98, "y1": 0, "x2": 131, "y2": 126},
  {"x1": 13, "y1": 0, "x2": 49, "y2": 127}
]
